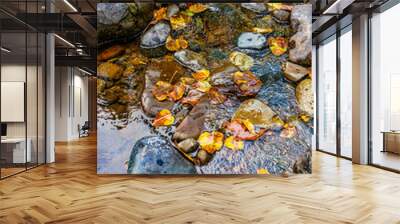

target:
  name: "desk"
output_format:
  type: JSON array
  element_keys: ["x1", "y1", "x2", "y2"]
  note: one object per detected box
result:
[
  {"x1": 382, "y1": 131, "x2": 400, "y2": 154},
  {"x1": 1, "y1": 138, "x2": 31, "y2": 163}
]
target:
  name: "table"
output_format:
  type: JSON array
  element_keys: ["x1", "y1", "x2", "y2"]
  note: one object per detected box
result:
[
  {"x1": 381, "y1": 131, "x2": 400, "y2": 154},
  {"x1": 1, "y1": 138, "x2": 31, "y2": 163}
]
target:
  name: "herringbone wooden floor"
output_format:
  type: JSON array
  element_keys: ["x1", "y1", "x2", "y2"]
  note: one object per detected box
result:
[{"x1": 0, "y1": 135, "x2": 400, "y2": 224}]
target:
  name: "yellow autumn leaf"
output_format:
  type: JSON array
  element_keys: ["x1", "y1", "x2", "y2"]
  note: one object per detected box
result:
[
  {"x1": 177, "y1": 36, "x2": 188, "y2": 49},
  {"x1": 242, "y1": 119, "x2": 256, "y2": 135},
  {"x1": 224, "y1": 136, "x2": 244, "y2": 151},
  {"x1": 267, "y1": 3, "x2": 292, "y2": 11},
  {"x1": 166, "y1": 36, "x2": 180, "y2": 51},
  {"x1": 152, "y1": 109, "x2": 175, "y2": 127},
  {"x1": 300, "y1": 114, "x2": 311, "y2": 122},
  {"x1": 257, "y1": 168, "x2": 270, "y2": 175},
  {"x1": 194, "y1": 80, "x2": 211, "y2": 93},
  {"x1": 229, "y1": 51, "x2": 254, "y2": 71},
  {"x1": 252, "y1": 27, "x2": 273, "y2": 34},
  {"x1": 180, "y1": 77, "x2": 196, "y2": 85},
  {"x1": 198, "y1": 131, "x2": 224, "y2": 154},
  {"x1": 192, "y1": 69, "x2": 210, "y2": 81},
  {"x1": 268, "y1": 37, "x2": 288, "y2": 56},
  {"x1": 153, "y1": 7, "x2": 167, "y2": 22},
  {"x1": 170, "y1": 14, "x2": 191, "y2": 30},
  {"x1": 152, "y1": 81, "x2": 173, "y2": 101},
  {"x1": 188, "y1": 3, "x2": 208, "y2": 13}
]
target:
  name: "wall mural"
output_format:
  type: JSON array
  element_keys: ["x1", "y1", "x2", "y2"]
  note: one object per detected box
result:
[{"x1": 97, "y1": 2, "x2": 313, "y2": 175}]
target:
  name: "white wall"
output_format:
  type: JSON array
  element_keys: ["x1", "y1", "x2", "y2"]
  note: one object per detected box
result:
[{"x1": 54, "y1": 66, "x2": 89, "y2": 141}]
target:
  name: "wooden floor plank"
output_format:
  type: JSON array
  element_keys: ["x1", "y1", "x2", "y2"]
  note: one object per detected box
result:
[{"x1": 0, "y1": 135, "x2": 400, "y2": 224}]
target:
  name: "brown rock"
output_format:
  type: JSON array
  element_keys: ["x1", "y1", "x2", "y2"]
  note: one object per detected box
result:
[
  {"x1": 296, "y1": 79, "x2": 313, "y2": 116},
  {"x1": 283, "y1": 62, "x2": 310, "y2": 82}
]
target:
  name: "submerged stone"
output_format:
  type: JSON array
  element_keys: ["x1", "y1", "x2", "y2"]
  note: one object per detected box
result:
[
  {"x1": 237, "y1": 32, "x2": 267, "y2": 50},
  {"x1": 257, "y1": 80, "x2": 300, "y2": 121},
  {"x1": 127, "y1": 136, "x2": 196, "y2": 174},
  {"x1": 283, "y1": 61, "x2": 309, "y2": 82},
  {"x1": 233, "y1": 99, "x2": 276, "y2": 129},
  {"x1": 272, "y1": 10, "x2": 290, "y2": 23}
]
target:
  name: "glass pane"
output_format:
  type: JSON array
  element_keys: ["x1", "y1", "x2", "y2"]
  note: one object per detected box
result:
[
  {"x1": 1, "y1": 31, "x2": 27, "y2": 177},
  {"x1": 38, "y1": 32, "x2": 45, "y2": 165},
  {"x1": 27, "y1": 31, "x2": 38, "y2": 169},
  {"x1": 318, "y1": 36, "x2": 337, "y2": 154},
  {"x1": 371, "y1": 4, "x2": 400, "y2": 171},
  {"x1": 340, "y1": 28, "x2": 352, "y2": 158}
]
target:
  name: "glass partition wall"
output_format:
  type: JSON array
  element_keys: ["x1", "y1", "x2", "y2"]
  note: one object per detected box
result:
[
  {"x1": 316, "y1": 26, "x2": 353, "y2": 159},
  {"x1": 370, "y1": 3, "x2": 400, "y2": 172},
  {"x1": 0, "y1": 1, "x2": 46, "y2": 179}
]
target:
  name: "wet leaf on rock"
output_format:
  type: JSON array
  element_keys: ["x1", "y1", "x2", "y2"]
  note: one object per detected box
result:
[
  {"x1": 198, "y1": 131, "x2": 224, "y2": 154},
  {"x1": 153, "y1": 7, "x2": 167, "y2": 22},
  {"x1": 166, "y1": 36, "x2": 189, "y2": 52},
  {"x1": 224, "y1": 136, "x2": 244, "y2": 151},
  {"x1": 188, "y1": 3, "x2": 208, "y2": 14},
  {"x1": 193, "y1": 80, "x2": 211, "y2": 93},
  {"x1": 224, "y1": 119, "x2": 266, "y2": 141},
  {"x1": 170, "y1": 14, "x2": 191, "y2": 30},
  {"x1": 180, "y1": 77, "x2": 196, "y2": 85},
  {"x1": 98, "y1": 62, "x2": 124, "y2": 80},
  {"x1": 267, "y1": 3, "x2": 292, "y2": 11},
  {"x1": 232, "y1": 71, "x2": 262, "y2": 96},
  {"x1": 152, "y1": 81, "x2": 173, "y2": 101},
  {"x1": 209, "y1": 88, "x2": 226, "y2": 105},
  {"x1": 181, "y1": 89, "x2": 204, "y2": 106},
  {"x1": 192, "y1": 69, "x2": 210, "y2": 81},
  {"x1": 169, "y1": 82, "x2": 186, "y2": 101},
  {"x1": 152, "y1": 109, "x2": 175, "y2": 127},
  {"x1": 268, "y1": 37, "x2": 288, "y2": 56},
  {"x1": 229, "y1": 51, "x2": 254, "y2": 71}
]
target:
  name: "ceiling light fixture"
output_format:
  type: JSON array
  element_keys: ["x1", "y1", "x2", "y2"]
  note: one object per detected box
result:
[
  {"x1": 322, "y1": 0, "x2": 355, "y2": 15},
  {"x1": 78, "y1": 67, "x2": 93, "y2": 76},
  {"x1": 1, "y1": 47, "x2": 11, "y2": 53},
  {"x1": 63, "y1": 0, "x2": 78, "y2": 12},
  {"x1": 54, "y1": 34, "x2": 75, "y2": 48}
]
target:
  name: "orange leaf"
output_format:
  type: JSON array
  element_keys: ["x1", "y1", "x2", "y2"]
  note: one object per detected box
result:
[
  {"x1": 152, "y1": 109, "x2": 175, "y2": 127},
  {"x1": 153, "y1": 7, "x2": 167, "y2": 22},
  {"x1": 170, "y1": 14, "x2": 191, "y2": 30},
  {"x1": 152, "y1": 81, "x2": 173, "y2": 101},
  {"x1": 198, "y1": 131, "x2": 224, "y2": 154},
  {"x1": 177, "y1": 36, "x2": 188, "y2": 49},
  {"x1": 252, "y1": 27, "x2": 273, "y2": 34},
  {"x1": 192, "y1": 69, "x2": 210, "y2": 81},
  {"x1": 169, "y1": 82, "x2": 186, "y2": 101},
  {"x1": 188, "y1": 3, "x2": 208, "y2": 13},
  {"x1": 97, "y1": 45, "x2": 125, "y2": 61},
  {"x1": 180, "y1": 77, "x2": 196, "y2": 85},
  {"x1": 224, "y1": 136, "x2": 244, "y2": 151},
  {"x1": 224, "y1": 119, "x2": 266, "y2": 140},
  {"x1": 268, "y1": 37, "x2": 288, "y2": 56},
  {"x1": 232, "y1": 71, "x2": 262, "y2": 96},
  {"x1": 209, "y1": 88, "x2": 226, "y2": 105},
  {"x1": 181, "y1": 89, "x2": 204, "y2": 106},
  {"x1": 166, "y1": 36, "x2": 180, "y2": 51}
]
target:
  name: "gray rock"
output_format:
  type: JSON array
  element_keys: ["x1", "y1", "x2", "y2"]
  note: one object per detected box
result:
[
  {"x1": 167, "y1": 4, "x2": 180, "y2": 18},
  {"x1": 140, "y1": 22, "x2": 171, "y2": 48},
  {"x1": 283, "y1": 61, "x2": 310, "y2": 82},
  {"x1": 141, "y1": 68, "x2": 174, "y2": 117},
  {"x1": 127, "y1": 136, "x2": 196, "y2": 174},
  {"x1": 177, "y1": 138, "x2": 198, "y2": 153},
  {"x1": 237, "y1": 32, "x2": 267, "y2": 50},
  {"x1": 174, "y1": 49, "x2": 207, "y2": 72},
  {"x1": 296, "y1": 79, "x2": 313, "y2": 116},
  {"x1": 241, "y1": 3, "x2": 266, "y2": 13},
  {"x1": 272, "y1": 10, "x2": 290, "y2": 23},
  {"x1": 97, "y1": 3, "x2": 154, "y2": 44},
  {"x1": 289, "y1": 5, "x2": 312, "y2": 66},
  {"x1": 210, "y1": 63, "x2": 238, "y2": 93}
]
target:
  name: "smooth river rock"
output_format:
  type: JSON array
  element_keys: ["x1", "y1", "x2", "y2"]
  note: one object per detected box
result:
[
  {"x1": 241, "y1": 3, "x2": 266, "y2": 13},
  {"x1": 289, "y1": 5, "x2": 312, "y2": 66},
  {"x1": 97, "y1": 3, "x2": 154, "y2": 44},
  {"x1": 237, "y1": 32, "x2": 267, "y2": 50},
  {"x1": 296, "y1": 79, "x2": 313, "y2": 116},
  {"x1": 174, "y1": 49, "x2": 207, "y2": 72},
  {"x1": 127, "y1": 136, "x2": 196, "y2": 174},
  {"x1": 140, "y1": 22, "x2": 171, "y2": 48},
  {"x1": 233, "y1": 99, "x2": 276, "y2": 129},
  {"x1": 283, "y1": 61, "x2": 310, "y2": 82}
]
